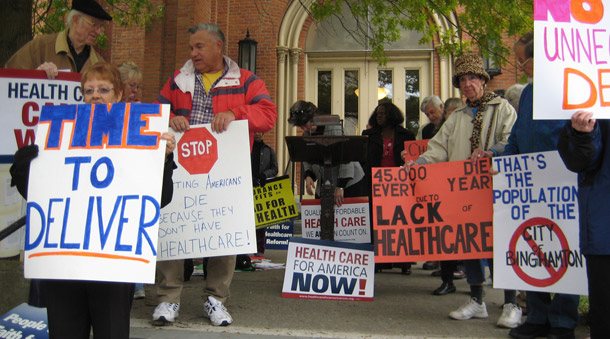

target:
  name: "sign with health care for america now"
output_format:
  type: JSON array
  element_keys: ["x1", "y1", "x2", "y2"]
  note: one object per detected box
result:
[
  {"x1": 25, "y1": 103, "x2": 169, "y2": 283},
  {"x1": 0, "y1": 69, "x2": 83, "y2": 158},
  {"x1": 533, "y1": 0, "x2": 610, "y2": 119},
  {"x1": 157, "y1": 120, "x2": 257, "y2": 260},
  {"x1": 492, "y1": 151, "x2": 587, "y2": 295}
]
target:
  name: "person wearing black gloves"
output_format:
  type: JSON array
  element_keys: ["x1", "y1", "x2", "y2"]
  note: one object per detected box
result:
[{"x1": 251, "y1": 132, "x2": 278, "y2": 255}]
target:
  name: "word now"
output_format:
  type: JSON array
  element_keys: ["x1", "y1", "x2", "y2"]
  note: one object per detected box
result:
[{"x1": 39, "y1": 103, "x2": 161, "y2": 150}]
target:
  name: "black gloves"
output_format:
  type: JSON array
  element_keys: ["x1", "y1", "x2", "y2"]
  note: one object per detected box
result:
[{"x1": 10, "y1": 144, "x2": 39, "y2": 199}]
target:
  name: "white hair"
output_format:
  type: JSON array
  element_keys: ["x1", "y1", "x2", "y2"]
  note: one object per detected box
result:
[
  {"x1": 505, "y1": 84, "x2": 526, "y2": 110},
  {"x1": 66, "y1": 9, "x2": 84, "y2": 28},
  {"x1": 420, "y1": 95, "x2": 443, "y2": 112}
]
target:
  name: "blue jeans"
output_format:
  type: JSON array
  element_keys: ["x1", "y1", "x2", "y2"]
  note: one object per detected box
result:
[
  {"x1": 526, "y1": 292, "x2": 579, "y2": 329},
  {"x1": 464, "y1": 259, "x2": 490, "y2": 285}
]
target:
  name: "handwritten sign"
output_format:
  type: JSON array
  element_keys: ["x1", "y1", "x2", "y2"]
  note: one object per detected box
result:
[
  {"x1": 0, "y1": 69, "x2": 83, "y2": 158},
  {"x1": 301, "y1": 197, "x2": 371, "y2": 243},
  {"x1": 282, "y1": 237, "x2": 374, "y2": 301},
  {"x1": 403, "y1": 140, "x2": 429, "y2": 162},
  {"x1": 157, "y1": 121, "x2": 257, "y2": 260},
  {"x1": 492, "y1": 151, "x2": 587, "y2": 295},
  {"x1": 533, "y1": 0, "x2": 610, "y2": 119},
  {"x1": 25, "y1": 103, "x2": 169, "y2": 283},
  {"x1": 254, "y1": 175, "x2": 298, "y2": 228},
  {"x1": 372, "y1": 159, "x2": 493, "y2": 263}
]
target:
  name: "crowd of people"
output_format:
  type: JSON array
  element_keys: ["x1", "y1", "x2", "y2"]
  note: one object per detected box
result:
[{"x1": 4, "y1": 0, "x2": 608, "y2": 337}]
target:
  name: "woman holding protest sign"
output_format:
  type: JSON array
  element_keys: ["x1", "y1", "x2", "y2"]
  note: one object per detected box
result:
[
  {"x1": 400, "y1": 54, "x2": 517, "y2": 325},
  {"x1": 10, "y1": 62, "x2": 176, "y2": 339}
]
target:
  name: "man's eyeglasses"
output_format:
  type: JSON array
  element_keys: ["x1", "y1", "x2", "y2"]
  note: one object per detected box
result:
[
  {"x1": 81, "y1": 16, "x2": 105, "y2": 32},
  {"x1": 518, "y1": 57, "x2": 532, "y2": 68},
  {"x1": 83, "y1": 87, "x2": 114, "y2": 96}
]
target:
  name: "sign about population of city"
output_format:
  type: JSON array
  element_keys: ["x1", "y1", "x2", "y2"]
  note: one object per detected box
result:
[
  {"x1": 0, "y1": 69, "x2": 83, "y2": 159},
  {"x1": 372, "y1": 158, "x2": 493, "y2": 263},
  {"x1": 25, "y1": 103, "x2": 169, "y2": 283},
  {"x1": 282, "y1": 237, "x2": 375, "y2": 301},
  {"x1": 492, "y1": 151, "x2": 587, "y2": 295},
  {"x1": 254, "y1": 175, "x2": 298, "y2": 229},
  {"x1": 402, "y1": 139, "x2": 429, "y2": 162},
  {"x1": 533, "y1": 0, "x2": 610, "y2": 119},
  {"x1": 157, "y1": 120, "x2": 257, "y2": 261},
  {"x1": 300, "y1": 197, "x2": 371, "y2": 243}
]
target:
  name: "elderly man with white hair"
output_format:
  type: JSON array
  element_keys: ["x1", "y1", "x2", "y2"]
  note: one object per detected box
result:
[
  {"x1": 5, "y1": 0, "x2": 111, "y2": 78},
  {"x1": 420, "y1": 95, "x2": 445, "y2": 140}
]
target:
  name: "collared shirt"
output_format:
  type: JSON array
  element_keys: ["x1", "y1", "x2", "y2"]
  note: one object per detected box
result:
[
  {"x1": 189, "y1": 64, "x2": 228, "y2": 125},
  {"x1": 66, "y1": 34, "x2": 91, "y2": 72}
]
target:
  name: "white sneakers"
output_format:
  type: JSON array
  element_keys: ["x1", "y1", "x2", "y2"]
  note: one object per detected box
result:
[
  {"x1": 497, "y1": 303, "x2": 522, "y2": 328},
  {"x1": 152, "y1": 302, "x2": 180, "y2": 323},
  {"x1": 203, "y1": 296, "x2": 233, "y2": 326},
  {"x1": 449, "y1": 298, "x2": 489, "y2": 320}
]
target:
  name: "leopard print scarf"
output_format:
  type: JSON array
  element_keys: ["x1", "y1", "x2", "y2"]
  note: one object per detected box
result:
[{"x1": 468, "y1": 91, "x2": 498, "y2": 153}]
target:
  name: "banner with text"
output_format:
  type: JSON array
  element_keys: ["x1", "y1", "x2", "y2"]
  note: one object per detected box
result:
[
  {"x1": 158, "y1": 121, "x2": 256, "y2": 260},
  {"x1": 265, "y1": 221, "x2": 293, "y2": 250},
  {"x1": 0, "y1": 69, "x2": 83, "y2": 158},
  {"x1": 25, "y1": 103, "x2": 169, "y2": 283},
  {"x1": 372, "y1": 159, "x2": 494, "y2": 263},
  {"x1": 492, "y1": 151, "x2": 587, "y2": 295},
  {"x1": 403, "y1": 139, "x2": 429, "y2": 162},
  {"x1": 533, "y1": 0, "x2": 610, "y2": 119},
  {"x1": 282, "y1": 237, "x2": 374, "y2": 301},
  {"x1": 254, "y1": 175, "x2": 298, "y2": 228},
  {"x1": 301, "y1": 197, "x2": 371, "y2": 243},
  {"x1": 0, "y1": 303, "x2": 48, "y2": 339}
]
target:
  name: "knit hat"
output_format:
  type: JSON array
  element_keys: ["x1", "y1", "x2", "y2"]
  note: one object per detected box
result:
[
  {"x1": 72, "y1": 0, "x2": 112, "y2": 21},
  {"x1": 452, "y1": 54, "x2": 490, "y2": 88}
]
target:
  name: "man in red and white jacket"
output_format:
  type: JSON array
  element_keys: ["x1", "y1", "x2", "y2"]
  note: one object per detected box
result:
[{"x1": 152, "y1": 23, "x2": 276, "y2": 327}]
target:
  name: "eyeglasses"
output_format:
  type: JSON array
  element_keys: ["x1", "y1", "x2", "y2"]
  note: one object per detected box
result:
[
  {"x1": 81, "y1": 16, "x2": 105, "y2": 32},
  {"x1": 83, "y1": 87, "x2": 114, "y2": 96},
  {"x1": 518, "y1": 57, "x2": 532, "y2": 68}
]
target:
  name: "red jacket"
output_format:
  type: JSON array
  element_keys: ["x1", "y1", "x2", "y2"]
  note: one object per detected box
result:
[{"x1": 156, "y1": 57, "x2": 277, "y2": 147}]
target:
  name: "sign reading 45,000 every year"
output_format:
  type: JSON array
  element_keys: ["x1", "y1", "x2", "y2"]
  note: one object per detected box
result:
[{"x1": 372, "y1": 159, "x2": 493, "y2": 263}]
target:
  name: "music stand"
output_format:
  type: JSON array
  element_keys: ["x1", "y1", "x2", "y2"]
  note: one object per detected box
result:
[{"x1": 285, "y1": 134, "x2": 367, "y2": 241}]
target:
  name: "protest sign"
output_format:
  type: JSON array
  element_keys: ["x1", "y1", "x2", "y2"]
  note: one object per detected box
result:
[
  {"x1": 372, "y1": 159, "x2": 493, "y2": 263},
  {"x1": 157, "y1": 120, "x2": 257, "y2": 260},
  {"x1": 265, "y1": 221, "x2": 294, "y2": 250},
  {"x1": 25, "y1": 103, "x2": 169, "y2": 283},
  {"x1": 402, "y1": 139, "x2": 429, "y2": 162},
  {"x1": 254, "y1": 175, "x2": 298, "y2": 228},
  {"x1": 282, "y1": 237, "x2": 374, "y2": 301},
  {"x1": 301, "y1": 197, "x2": 371, "y2": 243},
  {"x1": 0, "y1": 69, "x2": 83, "y2": 159},
  {"x1": 492, "y1": 151, "x2": 587, "y2": 295},
  {"x1": 0, "y1": 303, "x2": 48, "y2": 339},
  {"x1": 533, "y1": 0, "x2": 610, "y2": 119}
]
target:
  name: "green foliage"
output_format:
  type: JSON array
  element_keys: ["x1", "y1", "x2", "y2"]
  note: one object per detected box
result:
[
  {"x1": 308, "y1": 0, "x2": 533, "y2": 66},
  {"x1": 32, "y1": 0, "x2": 164, "y2": 48}
]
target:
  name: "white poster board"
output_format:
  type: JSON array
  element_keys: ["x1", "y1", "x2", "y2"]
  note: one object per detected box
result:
[
  {"x1": 533, "y1": 0, "x2": 610, "y2": 119},
  {"x1": 157, "y1": 120, "x2": 257, "y2": 260},
  {"x1": 492, "y1": 151, "x2": 587, "y2": 295},
  {"x1": 301, "y1": 197, "x2": 371, "y2": 243},
  {"x1": 25, "y1": 103, "x2": 169, "y2": 283},
  {"x1": 282, "y1": 237, "x2": 374, "y2": 301}
]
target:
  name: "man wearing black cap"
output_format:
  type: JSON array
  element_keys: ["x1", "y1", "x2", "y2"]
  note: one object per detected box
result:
[{"x1": 5, "y1": 0, "x2": 112, "y2": 79}]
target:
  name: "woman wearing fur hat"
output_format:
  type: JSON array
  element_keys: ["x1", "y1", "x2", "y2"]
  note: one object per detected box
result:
[{"x1": 401, "y1": 54, "x2": 518, "y2": 326}]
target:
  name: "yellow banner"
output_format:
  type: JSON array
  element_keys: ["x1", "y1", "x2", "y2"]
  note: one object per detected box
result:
[{"x1": 253, "y1": 175, "x2": 298, "y2": 228}]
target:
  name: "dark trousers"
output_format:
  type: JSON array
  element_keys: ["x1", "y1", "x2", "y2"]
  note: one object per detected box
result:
[
  {"x1": 44, "y1": 280, "x2": 134, "y2": 339},
  {"x1": 585, "y1": 254, "x2": 610, "y2": 338},
  {"x1": 440, "y1": 260, "x2": 457, "y2": 283}
]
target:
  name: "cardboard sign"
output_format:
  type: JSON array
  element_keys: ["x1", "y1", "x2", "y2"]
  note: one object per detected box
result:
[
  {"x1": 301, "y1": 197, "x2": 371, "y2": 243},
  {"x1": 265, "y1": 221, "x2": 294, "y2": 250},
  {"x1": 157, "y1": 121, "x2": 257, "y2": 260},
  {"x1": 0, "y1": 69, "x2": 83, "y2": 159},
  {"x1": 254, "y1": 175, "x2": 298, "y2": 228},
  {"x1": 403, "y1": 139, "x2": 429, "y2": 162},
  {"x1": 0, "y1": 303, "x2": 48, "y2": 339},
  {"x1": 533, "y1": 0, "x2": 610, "y2": 119},
  {"x1": 282, "y1": 237, "x2": 374, "y2": 301},
  {"x1": 372, "y1": 159, "x2": 493, "y2": 263},
  {"x1": 492, "y1": 151, "x2": 587, "y2": 295},
  {"x1": 25, "y1": 103, "x2": 169, "y2": 283}
]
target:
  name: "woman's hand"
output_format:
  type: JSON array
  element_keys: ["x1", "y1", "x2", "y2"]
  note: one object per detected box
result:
[
  {"x1": 571, "y1": 110, "x2": 595, "y2": 133},
  {"x1": 305, "y1": 176, "x2": 315, "y2": 195},
  {"x1": 470, "y1": 148, "x2": 492, "y2": 162},
  {"x1": 402, "y1": 159, "x2": 417, "y2": 173},
  {"x1": 161, "y1": 132, "x2": 176, "y2": 156},
  {"x1": 334, "y1": 187, "x2": 344, "y2": 207}
]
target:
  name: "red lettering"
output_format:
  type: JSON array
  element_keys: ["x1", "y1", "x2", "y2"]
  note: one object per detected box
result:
[{"x1": 22, "y1": 102, "x2": 40, "y2": 126}]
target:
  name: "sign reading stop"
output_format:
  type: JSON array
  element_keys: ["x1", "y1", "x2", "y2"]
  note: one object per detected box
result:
[{"x1": 178, "y1": 127, "x2": 218, "y2": 174}]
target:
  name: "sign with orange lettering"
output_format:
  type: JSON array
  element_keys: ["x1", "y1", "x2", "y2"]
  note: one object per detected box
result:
[
  {"x1": 372, "y1": 158, "x2": 493, "y2": 263},
  {"x1": 403, "y1": 140, "x2": 429, "y2": 162},
  {"x1": 533, "y1": 0, "x2": 610, "y2": 119}
]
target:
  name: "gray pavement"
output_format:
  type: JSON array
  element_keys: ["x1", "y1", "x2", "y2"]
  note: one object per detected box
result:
[{"x1": 1, "y1": 250, "x2": 590, "y2": 338}]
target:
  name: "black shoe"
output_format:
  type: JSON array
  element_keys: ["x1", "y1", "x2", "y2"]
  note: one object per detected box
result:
[
  {"x1": 431, "y1": 269, "x2": 442, "y2": 277},
  {"x1": 423, "y1": 261, "x2": 439, "y2": 270},
  {"x1": 401, "y1": 266, "x2": 412, "y2": 275},
  {"x1": 508, "y1": 322, "x2": 549, "y2": 339},
  {"x1": 547, "y1": 327, "x2": 575, "y2": 339},
  {"x1": 433, "y1": 282, "x2": 456, "y2": 295}
]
